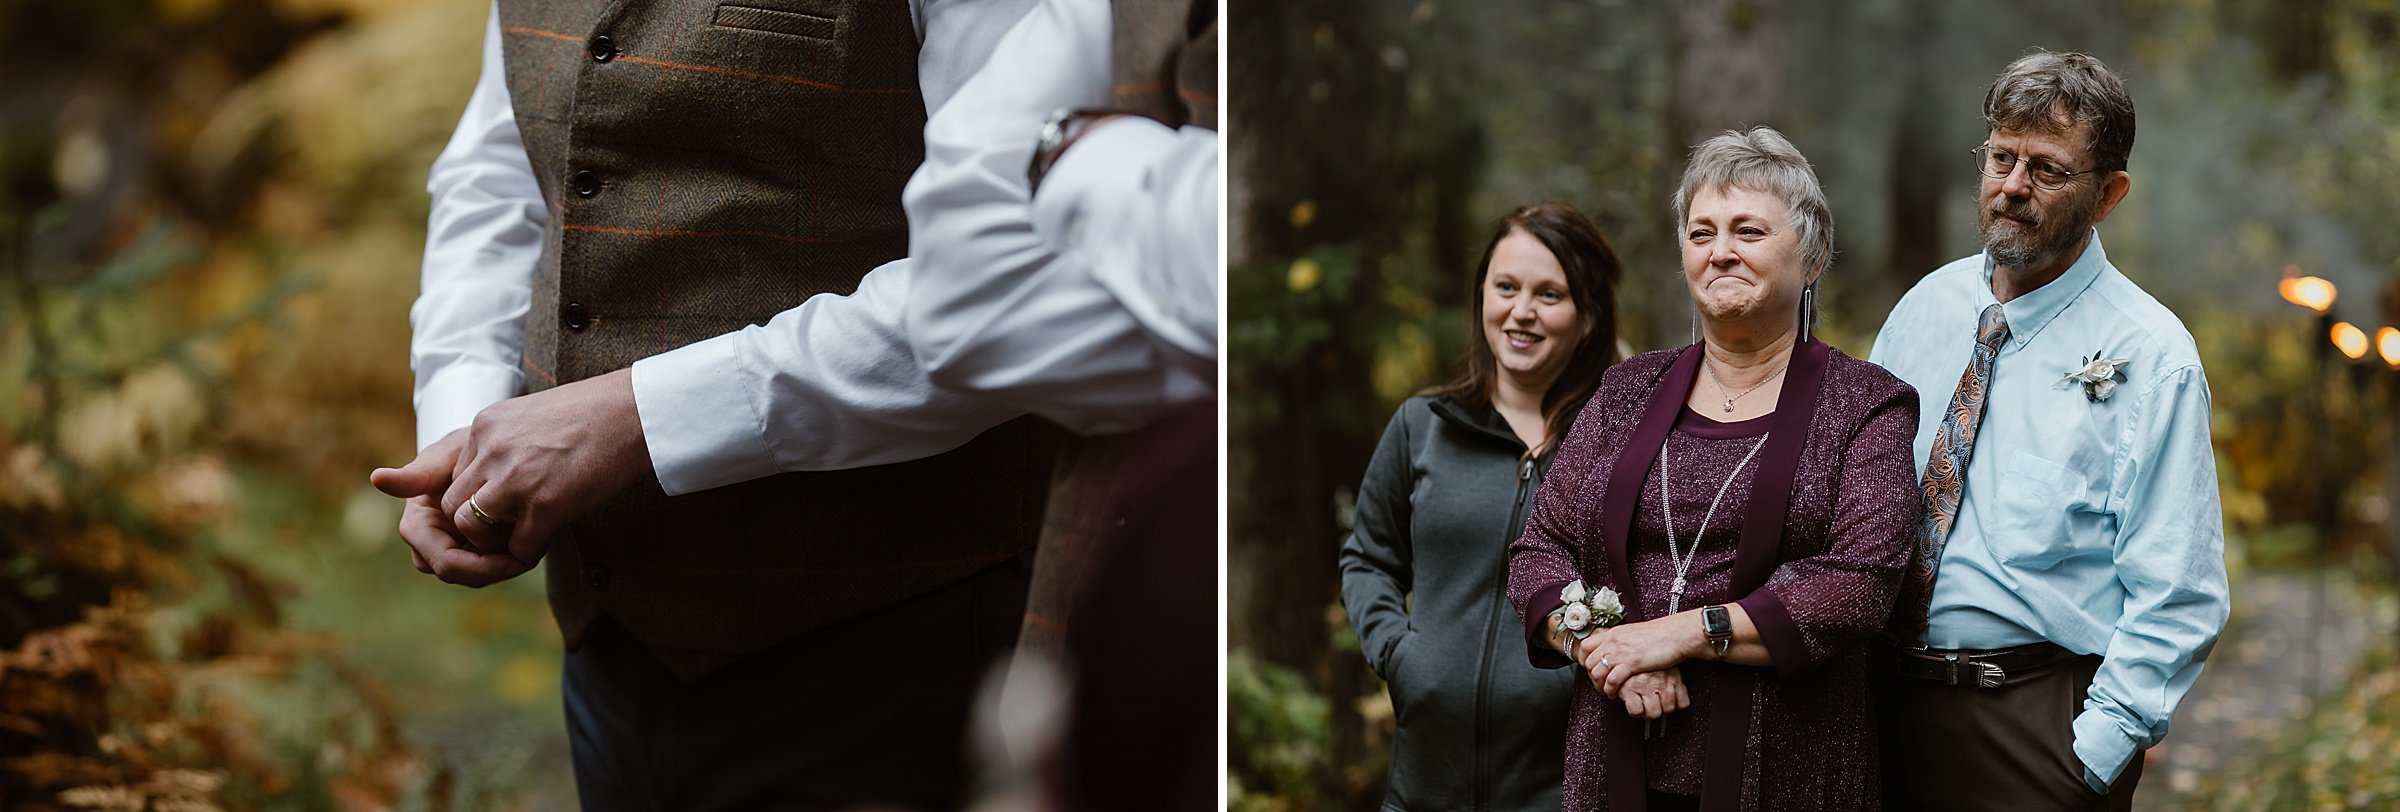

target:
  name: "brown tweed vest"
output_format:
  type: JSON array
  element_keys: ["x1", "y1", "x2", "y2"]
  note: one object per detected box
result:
[
  {"x1": 495, "y1": 0, "x2": 1057, "y2": 681},
  {"x1": 1014, "y1": 0, "x2": 1218, "y2": 657}
]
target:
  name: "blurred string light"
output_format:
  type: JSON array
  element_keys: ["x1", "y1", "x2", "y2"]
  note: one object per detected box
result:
[
  {"x1": 2378, "y1": 326, "x2": 2400, "y2": 368},
  {"x1": 2331, "y1": 322, "x2": 2369, "y2": 360},
  {"x1": 2279, "y1": 269, "x2": 2337, "y2": 313}
]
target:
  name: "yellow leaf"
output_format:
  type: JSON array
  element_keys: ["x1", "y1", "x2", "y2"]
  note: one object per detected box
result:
[
  {"x1": 1289, "y1": 200, "x2": 1317, "y2": 230},
  {"x1": 1287, "y1": 258, "x2": 1323, "y2": 294},
  {"x1": 495, "y1": 653, "x2": 556, "y2": 706}
]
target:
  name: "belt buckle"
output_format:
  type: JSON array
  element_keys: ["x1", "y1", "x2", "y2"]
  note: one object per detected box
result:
[
  {"x1": 1939, "y1": 652, "x2": 2008, "y2": 688},
  {"x1": 1975, "y1": 660, "x2": 2007, "y2": 688}
]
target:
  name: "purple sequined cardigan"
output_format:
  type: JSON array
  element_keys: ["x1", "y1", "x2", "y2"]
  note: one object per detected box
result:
[{"x1": 1507, "y1": 340, "x2": 1922, "y2": 812}]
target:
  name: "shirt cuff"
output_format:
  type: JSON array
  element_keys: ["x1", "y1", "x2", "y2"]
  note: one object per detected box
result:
[
  {"x1": 1031, "y1": 117, "x2": 1181, "y2": 254},
  {"x1": 630, "y1": 331, "x2": 785, "y2": 496},
  {"x1": 2070, "y1": 708, "x2": 2139, "y2": 793},
  {"x1": 415, "y1": 362, "x2": 520, "y2": 451}
]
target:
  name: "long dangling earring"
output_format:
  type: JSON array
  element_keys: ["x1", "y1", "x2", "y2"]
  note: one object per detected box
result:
[
  {"x1": 1799, "y1": 281, "x2": 1818, "y2": 344},
  {"x1": 1689, "y1": 302, "x2": 1701, "y2": 347}
]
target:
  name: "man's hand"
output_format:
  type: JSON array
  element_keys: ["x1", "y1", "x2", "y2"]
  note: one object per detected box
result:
[
  {"x1": 370, "y1": 429, "x2": 531, "y2": 586},
  {"x1": 445, "y1": 367, "x2": 650, "y2": 569},
  {"x1": 372, "y1": 368, "x2": 651, "y2": 585}
]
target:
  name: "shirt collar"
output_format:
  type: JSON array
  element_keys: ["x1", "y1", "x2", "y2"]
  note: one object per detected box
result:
[{"x1": 1977, "y1": 229, "x2": 2108, "y2": 351}]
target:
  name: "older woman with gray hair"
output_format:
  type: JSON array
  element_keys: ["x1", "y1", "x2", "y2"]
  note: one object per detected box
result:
[{"x1": 1506, "y1": 126, "x2": 1922, "y2": 811}]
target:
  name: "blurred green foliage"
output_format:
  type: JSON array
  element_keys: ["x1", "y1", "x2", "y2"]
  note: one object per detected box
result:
[{"x1": 1225, "y1": 651, "x2": 1335, "y2": 812}]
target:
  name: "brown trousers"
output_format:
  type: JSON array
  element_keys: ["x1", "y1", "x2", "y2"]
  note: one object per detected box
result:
[{"x1": 1881, "y1": 653, "x2": 2144, "y2": 811}]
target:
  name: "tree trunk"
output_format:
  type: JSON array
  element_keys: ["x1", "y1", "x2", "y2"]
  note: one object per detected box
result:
[
  {"x1": 1658, "y1": 0, "x2": 1784, "y2": 348},
  {"x1": 1885, "y1": 1, "x2": 1946, "y2": 297}
]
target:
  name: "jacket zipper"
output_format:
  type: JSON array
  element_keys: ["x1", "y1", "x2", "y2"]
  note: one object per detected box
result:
[{"x1": 1474, "y1": 456, "x2": 1538, "y2": 811}]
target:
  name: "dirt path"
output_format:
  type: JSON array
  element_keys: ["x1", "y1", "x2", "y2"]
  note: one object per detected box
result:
[{"x1": 2134, "y1": 571, "x2": 2385, "y2": 810}]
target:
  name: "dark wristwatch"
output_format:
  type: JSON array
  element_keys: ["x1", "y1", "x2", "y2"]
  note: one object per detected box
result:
[
  {"x1": 1027, "y1": 108, "x2": 1120, "y2": 195},
  {"x1": 1701, "y1": 605, "x2": 1733, "y2": 659}
]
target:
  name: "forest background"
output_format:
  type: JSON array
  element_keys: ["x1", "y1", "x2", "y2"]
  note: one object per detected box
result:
[{"x1": 1229, "y1": 1, "x2": 2400, "y2": 810}]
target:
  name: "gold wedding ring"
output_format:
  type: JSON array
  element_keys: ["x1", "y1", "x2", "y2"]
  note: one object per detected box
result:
[{"x1": 467, "y1": 497, "x2": 502, "y2": 526}]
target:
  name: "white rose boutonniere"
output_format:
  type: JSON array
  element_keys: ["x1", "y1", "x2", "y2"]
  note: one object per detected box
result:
[
  {"x1": 1552, "y1": 578, "x2": 1627, "y2": 640},
  {"x1": 2056, "y1": 351, "x2": 2130, "y2": 402}
]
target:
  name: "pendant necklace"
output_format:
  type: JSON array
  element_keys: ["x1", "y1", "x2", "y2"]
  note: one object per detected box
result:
[
  {"x1": 1659, "y1": 431, "x2": 1771, "y2": 615},
  {"x1": 1703, "y1": 354, "x2": 1789, "y2": 413}
]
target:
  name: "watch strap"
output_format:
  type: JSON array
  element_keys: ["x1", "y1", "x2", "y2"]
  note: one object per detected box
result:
[{"x1": 1027, "y1": 108, "x2": 1123, "y2": 195}]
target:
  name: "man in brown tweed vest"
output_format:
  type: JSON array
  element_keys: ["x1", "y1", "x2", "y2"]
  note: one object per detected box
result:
[{"x1": 370, "y1": 1, "x2": 1071, "y2": 809}]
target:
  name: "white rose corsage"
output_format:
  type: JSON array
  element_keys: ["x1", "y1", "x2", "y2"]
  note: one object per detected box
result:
[
  {"x1": 2056, "y1": 351, "x2": 2130, "y2": 402},
  {"x1": 1552, "y1": 578, "x2": 1626, "y2": 640}
]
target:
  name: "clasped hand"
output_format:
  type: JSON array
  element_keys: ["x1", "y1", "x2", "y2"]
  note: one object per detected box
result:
[
  {"x1": 369, "y1": 369, "x2": 649, "y2": 587},
  {"x1": 1574, "y1": 616, "x2": 1700, "y2": 720}
]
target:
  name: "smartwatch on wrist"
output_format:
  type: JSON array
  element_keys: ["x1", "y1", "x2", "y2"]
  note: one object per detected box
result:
[{"x1": 1701, "y1": 605, "x2": 1733, "y2": 659}]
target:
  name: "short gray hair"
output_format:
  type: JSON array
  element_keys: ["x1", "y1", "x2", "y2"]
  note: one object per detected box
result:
[
  {"x1": 1671, "y1": 126, "x2": 1835, "y2": 276},
  {"x1": 1983, "y1": 50, "x2": 2136, "y2": 172}
]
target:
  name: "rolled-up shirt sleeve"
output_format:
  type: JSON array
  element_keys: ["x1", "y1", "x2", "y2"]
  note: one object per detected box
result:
[
  {"x1": 412, "y1": 2, "x2": 540, "y2": 451},
  {"x1": 2072, "y1": 364, "x2": 2229, "y2": 789}
]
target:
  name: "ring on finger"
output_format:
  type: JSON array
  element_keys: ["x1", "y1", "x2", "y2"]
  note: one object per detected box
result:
[
  {"x1": 467, "y1": 496, "x2": 504, "y2": 526},
  {"x1": 1599, "y1": 655, "x2": 1612, "y2": 669}
]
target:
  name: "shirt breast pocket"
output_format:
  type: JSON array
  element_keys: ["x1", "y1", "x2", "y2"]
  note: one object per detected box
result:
[{"x1": 1985, "y1": 453, "x2": 2098, "y2": 569}]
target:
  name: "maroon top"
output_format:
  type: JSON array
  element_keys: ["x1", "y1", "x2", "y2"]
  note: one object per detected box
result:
[
  {"x1": 1508, "y1": 341, "x2": 1922, "y2": 812},
  {"x1": 1628, "y1": 406, "x2": 1774, "y2": 794}
]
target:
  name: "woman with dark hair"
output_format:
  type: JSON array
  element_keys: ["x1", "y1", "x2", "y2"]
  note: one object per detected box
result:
[{"x1": 1340, "y1": 200, "x2": 1624, "y2": 811}]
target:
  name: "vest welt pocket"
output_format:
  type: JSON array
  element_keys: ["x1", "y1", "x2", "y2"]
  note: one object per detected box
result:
[{"x1": 713, "y1": 3, "x2": 839, "y2": 41}]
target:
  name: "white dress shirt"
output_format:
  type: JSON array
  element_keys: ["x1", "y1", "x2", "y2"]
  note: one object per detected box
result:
[{"x1": 416, "y1": 0, "x2": 1217, "y2": 496}]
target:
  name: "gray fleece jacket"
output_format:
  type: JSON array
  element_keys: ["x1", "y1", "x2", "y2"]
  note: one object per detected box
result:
[{"x1": 1341, "y1": 395, "x2": 1575, "y2": 812}]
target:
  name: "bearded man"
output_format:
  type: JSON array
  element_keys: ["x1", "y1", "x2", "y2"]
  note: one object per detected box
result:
[{"x1": 1867, "y1": 50, "x2": 2228, "y2": 811}]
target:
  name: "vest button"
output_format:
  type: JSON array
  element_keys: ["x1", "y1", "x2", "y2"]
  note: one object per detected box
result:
[
  {"x1": 589, "y1": 35, "x2": 615, "y2": 63},
  {"x1": 564, "y1": 302, "x2": 590, "y2": 332},
  {"x1": 572, "y1": 170, "x2": 599, "y2": 198},
  {"x1": 583, "y1": 561, "x2": 610, "y2": 591}
]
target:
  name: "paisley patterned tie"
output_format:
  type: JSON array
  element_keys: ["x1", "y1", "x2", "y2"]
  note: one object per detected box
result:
[{"x1": 1892, "y1": 304, "x2": 2009, "y2": 643}]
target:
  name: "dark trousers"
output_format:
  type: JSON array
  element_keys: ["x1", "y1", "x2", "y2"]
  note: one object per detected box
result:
[
  {"x1": 1881, "y1": 653, "x2": 2144, "y2": 811},
  {"x1": 563, "y1": 561, "x2": 1029, "y2": 812}
]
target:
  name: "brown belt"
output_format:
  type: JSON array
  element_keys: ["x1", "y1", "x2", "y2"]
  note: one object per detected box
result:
[{"x1": 1891, "y1": 642, "x2": 2089, "y2": 688}]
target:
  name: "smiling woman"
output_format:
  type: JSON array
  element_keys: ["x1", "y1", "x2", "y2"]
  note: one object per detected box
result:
[{"x1": 1338, "y1": 200, "x2": 1623, "y2": 812}]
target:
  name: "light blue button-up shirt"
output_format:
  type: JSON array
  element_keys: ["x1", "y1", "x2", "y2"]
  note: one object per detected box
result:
[{"x1": 1869, "y1": 233, "x2": 2229, "y2": 792}]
